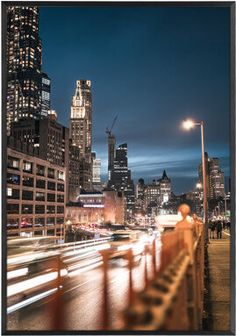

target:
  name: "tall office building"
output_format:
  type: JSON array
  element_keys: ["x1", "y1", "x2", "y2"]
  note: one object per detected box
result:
[
  {"x1": 69, "y1": 80, "x2": 92, "y2": 191},
  {"x1": 6, "y1": 6, "x2": 44, "y2": 134},
  {"x1": 108, "y1": 143, "x2": 135, "y2": 217},
  {"x1": 157, "y1": 170, "x2": 171, "y2": 204},
  {"x1": 135, "y1": 178, "x2": 146, "y2": 213},
  {"x1": 198, "y1": 153, "x2": 225, "y2": 199},
  {"x1": 209, "y1": 158, "x2": 225, "y2": 199},
  {"x1": 41, "y1": 72, "x2": 51, "y2": 117},
  {"x1": 91, "y1": 152, "x2": 102, "y2": 192},
  {"x1": 68, "y1": 140, "x2": 80, "y2": 201},
  {"x1": 10, "y1": 112, "x2": 69, "y2": 168},
  {"x1": 70, "y1": 80, "x2": 92, "y2": 157}
]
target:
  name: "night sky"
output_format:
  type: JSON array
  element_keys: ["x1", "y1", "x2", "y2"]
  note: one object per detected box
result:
[{"x1": 39, "y1": 5, "x2": 230, "y2": 194}]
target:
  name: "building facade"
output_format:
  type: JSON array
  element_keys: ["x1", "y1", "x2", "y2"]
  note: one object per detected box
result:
[
  {"x1": 6, "y1": 6, "x2": 44, "y2": 134},
  {"x1": 68, "y1": 140, "x2": 80, "y2": 201},
  {"x1": 41, "y1": 72, "x2": 51, "y2": 117},
  {"x1": 92, "y1": 152, "x2": 102, "y2": 192},
  {"x1": 157, "y1": 170, "x2": 171, "y2": 204},
  {"x1": 135, "y1": 178, "x2": 146, "y2": 213},
  {"x1": 69, "y1": 80, "x2": 92, "y2": 190},
  {"x1": 7, "y1": 147, "x2": 66, "y2": 237},
  {"x1": 108, "y1": 143, "x2": 135, "y2": 218},
  {"x1": 198, "y1": 153, "x2": 225, "y2": 200},
  {"x1": 10, "y1": 113, "x2": 69, "y2": 167},
  {"x1": 144, "y1": 180, "x2": 159, "y2": 211},
  {"x1": 209, "y1": 158, "x2": 225, "y2": 199},
  {"x1": 66, "y1": 190, "x2": 125, "y2": 225}
]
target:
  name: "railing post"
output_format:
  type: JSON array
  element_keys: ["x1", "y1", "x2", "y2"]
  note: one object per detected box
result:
[
  {"x1": 152, "y1": 238, "x2": 157, "y2": 278},
  {"x1": 51, "y1": 255, "x2": 65, "y2": 330},
  {"x1": 144, "y1": 245, "x2": 149, "y2": 289},
  {"x1": 100, "y1": 249, "x2": 110, "y2": 330},
  {"x1": 127, "y1": 248, "x2": 134, "y2": 306}
]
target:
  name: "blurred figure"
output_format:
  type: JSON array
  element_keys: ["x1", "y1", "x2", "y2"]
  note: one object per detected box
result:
[
  {"x1": 216, "y1": 220, "x2": 223, "y2": 239},
  {"x1": 209, "y1": 221, "x2": 216, "y2": 239},
  {"x1": 65, "y1": 225, "x2": 75, "y2": 243}
]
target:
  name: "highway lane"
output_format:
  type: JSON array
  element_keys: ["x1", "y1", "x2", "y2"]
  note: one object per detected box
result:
[{"x1": 7, "y1": 253, "x2": 155, "y2": 331}]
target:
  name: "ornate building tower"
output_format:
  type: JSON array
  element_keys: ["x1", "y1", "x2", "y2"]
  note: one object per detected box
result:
[{"x1": 69, "y1": 80, "x2": 92, "y2": 191}]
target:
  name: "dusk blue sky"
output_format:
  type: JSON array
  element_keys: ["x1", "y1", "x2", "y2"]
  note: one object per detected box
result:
[{"x1": 39, "y1": 5, "x2": 230, "y2": 194}]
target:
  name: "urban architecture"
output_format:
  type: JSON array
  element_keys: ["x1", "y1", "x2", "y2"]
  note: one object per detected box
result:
[
  {"x1": 144, "y1": 180, "x2": 159, "y2": 211},
  {"x1": 68, "y1": 140, "x2": 80, "y2": 201},
  {"x1": 198, "y1": 153, "x2": 225, "y2": 200},
  {"x1": 135, "y1": 178, "x2": 146, "y2": 213},
  {"x1": 92, "y1": 152, "x2": 102, "y2": 191},
  {"x1": 209, "y1": 158, "x2": 225, "y2": 199},
  {"x1": 6, "y1": 6, "x2": 48, "y2": 134},
  {"x1": 108, "y1": 143, "x2": 135, "y2": 219},
  {"x1": 7, "y1": 146, "x2": 66, "y2": 238},
  {"x1": 157, "y1": 170, "x2": 172, "y2": 204},
  {"x1": 69, "y1": 80, "x2": 92, "y2": 190},
  {"x1": 66, "y1": 189, "x2": 125, "y2": 226},
  {"x1": 10, "y1": 111, "x2": 69, "y2": 168}
]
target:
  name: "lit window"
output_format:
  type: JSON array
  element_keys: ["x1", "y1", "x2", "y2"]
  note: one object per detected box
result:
[{"x1": 7, "y1": 188, "x2": 12, "y2": 196}]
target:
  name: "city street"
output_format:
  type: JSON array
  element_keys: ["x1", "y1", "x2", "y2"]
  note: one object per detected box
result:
[{"x1": 7, "y1": 254, "x2": 154, "y2": 331}]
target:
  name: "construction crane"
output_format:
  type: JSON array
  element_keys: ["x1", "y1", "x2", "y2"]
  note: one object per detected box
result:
[{"x1": 106, "y1": 115, "x2": 118, "y2": 136}]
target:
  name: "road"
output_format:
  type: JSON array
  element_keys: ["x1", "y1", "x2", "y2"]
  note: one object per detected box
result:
[{"x1": 7, "y1": 253, "x2": 155, "y2": 331}]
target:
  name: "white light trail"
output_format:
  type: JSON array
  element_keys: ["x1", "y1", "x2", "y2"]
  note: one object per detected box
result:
[
  {"x1": 7, "y1": 267, "x2": 28, "y2": 280},
  {"x1": 7, "y1": 288, "x2": 57, "y2": 314}
]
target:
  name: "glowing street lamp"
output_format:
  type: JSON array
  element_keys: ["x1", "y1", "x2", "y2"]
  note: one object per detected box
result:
[{"x1": 182, "y1": 119, "x2": 208, "y2": 241}]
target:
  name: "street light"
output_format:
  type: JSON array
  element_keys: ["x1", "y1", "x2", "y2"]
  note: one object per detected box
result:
[{"x1": 182, "y1": 119, "x2": 208, "y2": 241}]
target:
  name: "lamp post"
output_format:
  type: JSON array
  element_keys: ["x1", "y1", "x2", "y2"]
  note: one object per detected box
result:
[{"x1": 182, "y1": 119, "x2": 208, "y2": 241}]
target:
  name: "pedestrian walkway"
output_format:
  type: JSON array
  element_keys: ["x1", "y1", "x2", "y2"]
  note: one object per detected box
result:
[{"x1": 208, "y1": 230, "x2": 231, "y2": 331}]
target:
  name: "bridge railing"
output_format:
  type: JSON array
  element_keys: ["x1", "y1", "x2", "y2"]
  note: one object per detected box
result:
[{"x1": 120, "y1": 206, "x2": 204, "y2": 331}]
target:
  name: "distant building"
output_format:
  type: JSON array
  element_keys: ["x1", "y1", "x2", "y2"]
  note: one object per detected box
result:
[
  {"x1": 209, "y1": 158, "x2": 225, "y2": 198},
  {"x1": 144, "y1": 180, "x2": 159, "y2": 211},
  {"x1": 108, "y1": 143, "x2": 135, "y2": 219},
  {"x1": 92, "y1": 152, "x2": 102, "y2": 192},
  {"x1": 7, "y1": 146, "x2": 66, "y2": 238},
  {"x1": 68, "y1": 140, "x2": 80, "y2": 201},
  {"x1": 157, "y1": 170, "x2": 171, "y2": 204},
  {"x1": 143, "y1": 171, "x2": 172, "y2": 217},
  {"x1": 66, "y1": 190, "x2": 125, "y2": 225},
  {"x1": 6, "y1": 6, "x2": 44, "y2": 134},
  {"x1": 69, "y1": 80, "x2": 92, "y2": 190},
  {"x1": 198, "y1": 153, "x2": 225, "y2": 199},
  {"x1": 135, "y1": 178, "x2": 145, "y2": 213}
]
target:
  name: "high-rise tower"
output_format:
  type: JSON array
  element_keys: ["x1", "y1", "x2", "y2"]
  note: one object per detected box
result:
[
  {"x1": 108, "y1": 143, "x2": 135, "y2": 218},
  {"x1": 69, "y1": 80, "x2": 92, "y2": 191},
  {"x1": 70, "y1": 80, "x2": 92, "y2": 157},
  {"x1": 6, "y1": 6, "x2": 43, "y2": 134}
]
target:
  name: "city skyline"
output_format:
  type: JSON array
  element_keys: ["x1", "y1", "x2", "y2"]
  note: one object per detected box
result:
[{"x1": 39, "y1": 5, "x2": 230, "y2": 194}]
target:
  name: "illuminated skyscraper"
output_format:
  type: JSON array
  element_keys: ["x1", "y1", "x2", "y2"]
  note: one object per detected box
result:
[
  {"x1": 69, "y1": 80, "x2": 92, "y2": 191},
  {"x1": 70, "y1": 80, "x2": 92, "y2": 157},
  {"x1": 209, "y1": 158, "x2": 225, "y2": 199},
  {"x1": 108, "y1": 143, "x2": 135, "y2": 218},
  {"x1": 6, "y1": 6, "x2": 46, "y2": 134}
]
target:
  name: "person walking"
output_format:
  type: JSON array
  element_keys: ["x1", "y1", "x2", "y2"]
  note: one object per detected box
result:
[
  {"x1": 216, "y1": 220, "x2": 223, "y2": 239},
  {"x1": 210, "y1": 221, "x2": 216, "y2": 239}
]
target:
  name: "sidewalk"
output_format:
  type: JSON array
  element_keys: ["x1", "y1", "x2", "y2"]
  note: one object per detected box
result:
[{"x1": 207, "y1": 230, "x2": 231, "y2": 331}]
